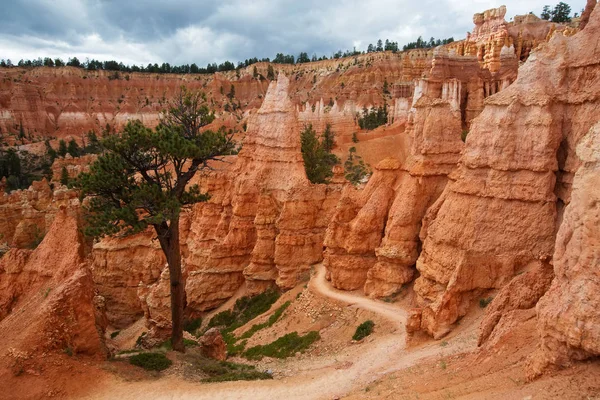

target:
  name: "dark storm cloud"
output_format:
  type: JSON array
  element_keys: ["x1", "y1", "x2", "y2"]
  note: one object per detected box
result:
[{"x1": 0, "y1": 0, "x2": 587, "y2": 67}]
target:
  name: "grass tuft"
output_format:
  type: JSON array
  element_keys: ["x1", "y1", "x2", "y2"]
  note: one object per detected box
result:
[
  {"x1": 243, "y1": 331, "x2": 320, "y2": 360},
  {"x1": 208, "y1": 289, "x2": 281, "y2": 334},
  {"x1": 129, "y1": 352, "x2": 172, "y2": 371},
  {"x1": 196, "y1": 359, "x2": 272, "y2": 382},
  {"x1": 239, "y1": 301, "x2": 291, "y2": 340}
]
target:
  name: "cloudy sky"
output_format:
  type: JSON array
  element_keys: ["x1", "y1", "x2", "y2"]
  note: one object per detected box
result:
[{"x1": 0, "y1": 0, "x2": 586, "y2": 67}]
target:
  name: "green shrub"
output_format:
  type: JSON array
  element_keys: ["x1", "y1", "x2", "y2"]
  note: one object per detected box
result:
[
  {"x1": 222, "y1": 332, "x2": 247, "y2": 356},
  {"x1": 479, "y1": 297, "x2": 493, "y2": 308},
  {"x1": 300, "y1": 124, "x2": 339, "y2": 184},
  {"x1": 244, "y1": 331, "x2": 320, "y2": 360},
  {"x1": 208, "y1": 289, "x2": 281, "y2": 333},
  {"x1": 110, "y1": 330, "x2": 121, "y2": 339},
  {"x1": 197, "y1": 360, "x2": 272, "y2": 382},
  {"x1": 135, "y1": 332, "x2": 147, "y2": 347},
  {"x1": 183, "y1": 317, "x2": 202, "y2": 334},
  {"x1": 239, "y1": 301, "x2": 291, "y2": 340},
  {"x1": 353, "y1": 320, "x2": 375, "y2": 341},
  {"x1": 129, "y1": 352, "x2": 172, "y2": 371},
  {"x1": 208, "y1": 310, "x2": 236, "y2": 329}
]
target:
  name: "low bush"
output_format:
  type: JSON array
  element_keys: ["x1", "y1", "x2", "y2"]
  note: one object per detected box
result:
[
  {"x1": 110, "y1": 330, "x2": 121, "y2": 339},
  {"x1": 239, "y1": 301, "x2": 291, "y2": 340},
  {"x1": 222, "y1": 332, "x2": 247, "y2": 356},
  {"x1": 183, "y1": 317, "x2": 202, "y2": 334},
  {"x1": 208, "y1": 289, "x2": 281, "y2": 334},
  {"x1": 244, "y1": 331, "x2": 320, "y2": 360},
  {"x1": 129, "y1": 352, "x2": 172, "y2": 371},
  {"x1": 479, "y1": 297, "x2": 493, "y2": 308},
  {"x1": 197, "y1": 359, "x2": 272, "y2": 382},
  {"x1": 353, "y1": 320, "x2": 375, "y2": 341}
]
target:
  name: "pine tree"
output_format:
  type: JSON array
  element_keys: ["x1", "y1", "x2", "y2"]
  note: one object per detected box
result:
[
  {"x1": 58, "y1": 139, "x2": 67, "y2": 157},
  {"x1": 76, "y1": 87, "x2": 233, "y2": 352},
  {"x1": 551, "y1": 2, "x2": 572, "y2": 22},
  {"x1": 541, "y1": 5, "x2": 552, "y2": 19},
  {"x1": 300, "y1": 124, "x2": 339, "y2": 184},
  {"x1": 344, "y1": 147, "x2": 371, "y2": 185},
  {"x1": 60, "y1": 166, "x2": 69, "y2": 186},
  {"x1": 321, "y1": 124, "x2": 335, "y2": 153},
  {"x1": 67, "y1": 139, "x2": 80, "y2": 157},
  {"x1": 267, "y1": 65, "x2": 275, "y2": 80}
]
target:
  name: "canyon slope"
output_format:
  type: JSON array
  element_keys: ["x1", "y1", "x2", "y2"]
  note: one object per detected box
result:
[{"x1": 0, "y1": 3, "x2": 598, "y2": 398}]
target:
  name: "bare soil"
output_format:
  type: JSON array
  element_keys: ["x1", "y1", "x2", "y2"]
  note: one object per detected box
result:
[{"x1": 2, "y1": 264, "x2": 599, "y2": 399}]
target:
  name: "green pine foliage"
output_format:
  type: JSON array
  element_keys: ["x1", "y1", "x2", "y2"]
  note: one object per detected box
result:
[
  {"x1": 67, "y1": 139, "x2": 80, "y2": 157},
  {"x1": 541, "y1": 2, "x2": 572, "y2": 22},
  {"x1": 300, "y1": 124, "x2": 339, "y2": 184},
  {"x1": 267, "y1": 65, "x2": 275, "y2": 80},
  {"x1": 75, "y1": 87, "x2": 234, "y2": 352},
  {"x1": 344, "y1": 147, "x2": 371, "y2": 185},
  {"x1": 60, "y1": 166, "x2": 69, "y2": 186},
  {"x1": 76, "y1": 88, "x2": 232, "y2": 239},
  {"x1": 321, "y1": 123, "x2": 335, "y2": 153},
  {"x1": 57, "y1": 140, "x2": 67, "y2": 157},
  {"x1": 0, "y1": 147, "x2": 53, "y2": 192},
  {"x1": 357, "y1": 103, "x2": 388, "y2": 130}
]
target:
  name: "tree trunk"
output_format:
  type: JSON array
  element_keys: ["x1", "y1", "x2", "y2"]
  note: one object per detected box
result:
[{"x1": 158, "y1": 218, "x2": 185, "y2": 353}]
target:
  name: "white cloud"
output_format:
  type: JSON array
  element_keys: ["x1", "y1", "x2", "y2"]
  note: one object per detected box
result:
[{"x1": 0, "y1": 0, "x2": 588, "y2": 66}]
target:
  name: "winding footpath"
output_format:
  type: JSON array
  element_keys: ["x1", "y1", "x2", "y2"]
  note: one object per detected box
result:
[{"x1": 83, "y1": 265, "x2": 472, "y2": 400}]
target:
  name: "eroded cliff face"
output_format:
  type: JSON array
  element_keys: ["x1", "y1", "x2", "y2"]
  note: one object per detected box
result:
[
  {"x1": 0, "y1": 6, "x2": 559, "y2": 150},
  {"x1": 0, "y1": 179, "x2": 78, "y2": 248},
  {"x1": 323, "y1": 71, "x2": 465, "y2": 296},
  {"x1": 410, "y1": 4, "x2": 600, "y2": 340},
  {"x1": 531, "y1": 123, "x2": 600, "y2": 373},
  {"x1": 0, "y1": 6, "x2": 593, "y2": 369},
  {"x1": 0, "y1": 208, "x2": 106, "y2": 371},
  {"x1": 90, "y1": 75, "x2": 344, "y2": 334}
]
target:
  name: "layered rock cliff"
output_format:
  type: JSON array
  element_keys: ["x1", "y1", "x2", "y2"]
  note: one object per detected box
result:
[
  {"x1": 91, "y1": 74, "x2": 344, "y2": 334},
  {"x1": 0, "y1": 6, "x2": 595, "y2": 372},
  {"x1": 0, "y1": 208, "x2": 106, "y2": 370},
  {"x1": 410, "y1": 3, "x2": 600, "y2": 341}
]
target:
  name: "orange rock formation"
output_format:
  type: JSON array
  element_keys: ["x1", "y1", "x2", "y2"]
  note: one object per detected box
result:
[{"x1": 410, "y1": 4, "x2": 600, "y2": 343}]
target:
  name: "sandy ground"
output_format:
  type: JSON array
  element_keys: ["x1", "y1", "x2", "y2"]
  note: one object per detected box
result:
[{"x1": 79, "y1": 265, "x2": 475, "y2": 400}]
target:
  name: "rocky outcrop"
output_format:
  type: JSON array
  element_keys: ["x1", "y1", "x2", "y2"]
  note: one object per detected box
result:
[
  {"x1": 51, "y1": 154, "x2": 97, "y2": 181},
  {"x1": 324, "y1": 55, "x2": 466, "y2": 296},
  {"x1": 532, "y1": 122, "x2": 600, "y2": 373},
  {"x1": 409, "y1": 5, "x2": 600, "y2": 339},
  {"x1": 200, "y1": 328, "x2": 227, "y2": 361},
  {"x1": 0, "y1": 179, "x2": 78, "y2": 248},
  {"x1": 0, "y1": 208, "x2": 106, "y2": 368},
  {"x1": 120, "y1": 75, "x2": 343, "y2": 335},
  {"x1": 324, "y1": 158, "x2": 399, "y2": 290}
]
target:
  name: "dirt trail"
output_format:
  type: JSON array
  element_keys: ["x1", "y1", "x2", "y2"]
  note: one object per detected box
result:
[{"x1": 82, "y1": 265, "x2": 473, "y2": 400}]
